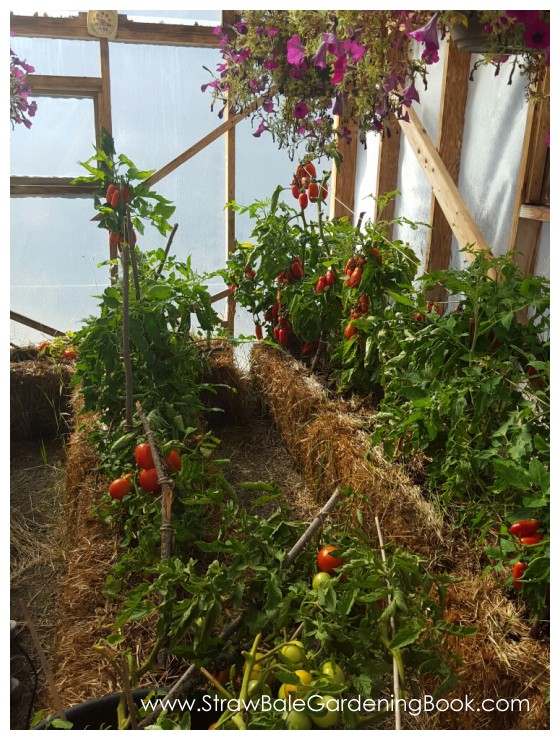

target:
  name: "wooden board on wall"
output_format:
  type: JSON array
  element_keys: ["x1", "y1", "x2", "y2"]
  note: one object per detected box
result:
[{"x1": 330, "y1": 118, "x2": 359, "y2": 221}]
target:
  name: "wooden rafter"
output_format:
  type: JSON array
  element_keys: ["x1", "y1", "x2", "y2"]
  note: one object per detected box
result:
[
  {"x1": 399, "y1": 106, "x2": 490, "y2": 259},
  {"x1": 10, "y1": 311, "x2": 65, "y2": 337},
  {"x1": 10, "y1": 177, "x2": 97, "y2": 197},
  {"x1": 25, "y1": 74, "x2": 101, "y2": 97},
  {"x1": 424, "y1": 37, "x2": 471, "y2": 277},
  {"x1": 330, "y1": 117, "x2": 359, "y2": 221},
  {"x1": 10, "y1": 12, "x2": 222, "y2": 48}
]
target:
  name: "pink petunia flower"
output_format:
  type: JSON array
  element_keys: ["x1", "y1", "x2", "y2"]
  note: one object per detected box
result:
[
  {"x1": 331, "y1": 55, "x2": 347, "y2": 84},
  {"x1": 293, "y1": 100, "x2": 309, "y2": 119}
]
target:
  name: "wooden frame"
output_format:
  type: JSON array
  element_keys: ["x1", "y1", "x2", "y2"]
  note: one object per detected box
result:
[
  {"x1": 330, "y1": 118, "x2": 359, "y2": 221},
  {"x1": 508, "y1": 69, "x2": 550, "y2": 276}
]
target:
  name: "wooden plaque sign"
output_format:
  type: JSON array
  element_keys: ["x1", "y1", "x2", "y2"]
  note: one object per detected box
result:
[{"x1": 87, "y1": 10, "x2": 118, "y2": 40}]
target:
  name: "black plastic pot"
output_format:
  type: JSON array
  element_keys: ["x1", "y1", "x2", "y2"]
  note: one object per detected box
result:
[
  {"x1": 449, "y1": 12, "x2": 491, "y2": 53},
  {"x1": 33, "y1": 688, "x2": 221, "y2": 730}
]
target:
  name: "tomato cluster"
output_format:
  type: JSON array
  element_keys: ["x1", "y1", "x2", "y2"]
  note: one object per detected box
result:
[
  {"x1": 311, "y1": 545, "x2": 344, "y2": 589},
  {"x1": 108, "y1": 443, "x2": 182, "y2": 500},
  {"x1": 291, "y1": 162, "x2": 327, "y2": 210}
]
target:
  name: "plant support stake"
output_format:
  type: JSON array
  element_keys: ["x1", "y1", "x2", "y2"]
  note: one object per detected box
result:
[
  {"x1": 126, "y1": 206, "x2": 141, "y2": 301},
  {"x1": 375, "y1": 515, "x2": 402, "y2": 731},
  {"x1": 121, "y1": 243, "x2": 134, "y2": 432},
  {"x1": 136, "y1": 401, "x2": 175, "y2": 560}
]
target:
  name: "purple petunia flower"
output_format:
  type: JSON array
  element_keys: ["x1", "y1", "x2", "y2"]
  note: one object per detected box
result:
[
  {"x1": 253, "y1": 121, "x2": 268, "y2": 137},
  {"x1": 287, "y1": 35, "x2": 306, "y2": 66},
  {"x1": 402, "y1": 77, "x2": 420, "y2": 106},
  {"x1": 264, "y1": 59, "x2": 279, "y2": 70},
  {"x1": 341, "y1": 38, "x2": 366, "y2": 63},
  {"x1": 520, "y1": 10, "x2": 550, "y2": 50},
  {"x1": 375, "y1": 95, "x2": 389, "y2": 119},
  {"x1": 267, "y1": 27, "x2": 279, "y2": 37},
  {"x1": 213, "y1": 26, "x2": 223, "y2": 36},
  {"x1": 263, "y1": 97, "x2": 274, "y2": 113},
  {"x1": 330, "y1": 55, "x2": 347, "y2": 84},
  {"x1": 333, "y1": 92, "x2": 345, "y2": 117},
  {"x1": 311, "y1": 40, "x2": 328, "y2": 68},
  {"x1": 293, "y1": 100, "x2": 309, "y2": 119},
  {"x1": 234, "y1": 22, "x2": 248, "y2": 34},
  {"x1": 407, "y1": 13, "x2": 440, "y2": 65}
]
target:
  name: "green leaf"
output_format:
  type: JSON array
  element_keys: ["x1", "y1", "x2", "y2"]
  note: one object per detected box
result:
[
  {"x1": 145, "y1": 284, "x2": 175, "y2": 301},
  {"x1": 388, "y1": 622, "x2": 425, "y2": 649}
]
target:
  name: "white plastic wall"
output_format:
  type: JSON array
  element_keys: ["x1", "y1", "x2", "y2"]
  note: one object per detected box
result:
[{"x1": 354, "y1": 45, "x2": 550, "y2": 279}]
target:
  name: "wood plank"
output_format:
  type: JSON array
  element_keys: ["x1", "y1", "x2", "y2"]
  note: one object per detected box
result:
[
  {"x1": 10, "y1": 311, "x2": 65, "y2": 337},
  {"x1": 145, "y1": 103, "x2": 257, "y2": 188},
  {"x1": 210, "y1": 288, "x2": 231, "y2": 304},
  {"x1": 374, "y1": 115, "x2": 401, "y2": 238},
  {"x1": 399, "y1": 106, "x2": 490, "y2": 258},
  {"x1": 519, "y1": 204, "x2": 550, "y2": 222},
  {"x1": 424, "y1": 37, "x2": 471, "y2": 276},
  {"x1": 26, "y1": 74, "x2": 102, "y2": 97},
  {"x1": 98, "y1": 39, "x2": 112, "y2": 136},
  {"x1": 511, "y1": 219, "x2": 542, "y2": 277},
  {"x1": 10, "y1": 12, "x2": 222, "y2": 47},
  {"x1": 225, "y1": 101, "x2": 236, "y2": 334},
  {"x1": 330, "y1": 117, "x2": 359, "y2": 221},
  {"x1": 525, "y1": 70, "x2": 550, "y2": 203},
  {"x1": 10, "y1": 177, "x2": 96, "y2": 197}
]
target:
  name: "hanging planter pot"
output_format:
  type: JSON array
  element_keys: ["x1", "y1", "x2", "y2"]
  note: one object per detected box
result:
[
  {"x1": 449, "y1": 11, "x2": 492, "y2": 53},
  {"x1": 33, "y1": 688, "x2": 221, "y2": 730}
]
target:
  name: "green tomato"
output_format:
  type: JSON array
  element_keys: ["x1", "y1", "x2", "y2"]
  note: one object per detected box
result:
[
  {"x1": 310, "y1": 695, "x2": 340, "y2": 728},
  {"x1": 286, "y1": 710, "x2": 312, "y2": 730},
  {"x1": 248, "y1": 679, "x2": 272, "y2": 697},
  {"x1": 312, "y1": 571, "x2": 332, "y2": 590},
  {"x1": 320, "y1": 660, "x2": 345, "y2": 684},
  {"x1": 280, "y1": 641, "x2": 306, "y2": 665}
]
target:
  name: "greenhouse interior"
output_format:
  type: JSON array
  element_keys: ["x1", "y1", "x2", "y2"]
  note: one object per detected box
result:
[{"x1": 9, "y1": 8, "x2": 551, "y2": 733}]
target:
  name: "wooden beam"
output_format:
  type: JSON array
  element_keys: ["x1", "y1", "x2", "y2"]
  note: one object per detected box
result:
[
  {"x1": 10, "y1": 177, "x2": 97, "y2": 197},
  {"x1": 508, "y1": 69, "x2": 549, "y2": 275},
  {"x1": 10, "y1": 12, "x2": 222, "y2": 47},
  {"x1": 10, "y1": 311, "x2": 65, "y2": 337},
  {"x1": 225, "y1": 100, "x2": 236, "y2": 334},
  {"x1": 145, "y1": 103, "x2": 257, "y2": 188},
  {"x1": 98, "y1": 39, "x2": 112, "y2": 136},
  {"x1": 330, "y1": 117, "x2": 359, "y2": 221},
  {"x1": 26, "y1": 74, "x2": 102, "y2": 97},
  {"x1": 424, "y1": 37, "x2": 471, "y2": 276},
  {"x1": 374, "y1": 115, "x2": 401, "y2": 237},
  {"x1": 210, "y1": 288, "x2": 231, "y2": 304},
  {"x1": 519, "y1": 204, "x2": 550, "y2": 222},
  {"x1": 399, "y1": 106, "x2": 490, "y2": 258}
]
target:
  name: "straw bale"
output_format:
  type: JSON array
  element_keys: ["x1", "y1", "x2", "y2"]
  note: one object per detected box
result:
[
  {"x1": 199, "y1": 340, "x2": 250, "y2": 425},
  {"x1": 251, "y1": 343, "x2": 445, "y2": 563},
  {"x1": 10, "y1": 357, "x2": 73, "y2": 440},
  {"x1": 436, "y1": 571, "x2": 549, "y2": 729}
]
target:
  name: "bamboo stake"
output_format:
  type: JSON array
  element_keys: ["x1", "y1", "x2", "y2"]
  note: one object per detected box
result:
[
  {"x1": 374, "y1": 516, "x2": 402, "y2": 731},
  {"x1": 20, "y1": 603, "x2": 67, "y2": 723},
  {"x1": 155, "y1": 223, "x2": 179, "y2": 277},
  {"x1": 120, "y1": 658, "x2": 138, "y2": 730},
  {"x1": 135, "y1": 401, "x2": 175, "y2": 560},
  {"x1": 121, "y1": 243, "x2": 133, "y2": 432},
  {"x1": 138, "y1": 488, "x2": 342, "y2": 728}
]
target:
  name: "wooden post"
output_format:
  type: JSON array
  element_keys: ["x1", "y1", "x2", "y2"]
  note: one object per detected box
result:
[
  {"x1": 330, "y1": 117, "x2": 359, "y2": 221},
  {"x1": 424, "y1": 37, "x2": 471, "y2": 286},
  {"x1": 374, "y1": 115, "x2": 401, "y2": 238},
  {"x1": 225, "y1": 100, "x2": 236, "y2": 333}
]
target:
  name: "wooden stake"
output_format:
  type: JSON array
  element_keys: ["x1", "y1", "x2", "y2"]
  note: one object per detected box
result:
[
  {"x1": 374, "y1": 517, "x2": 402, "y2": 731},
  {"x1": 136, "y1": 401, "x2": 175, "y2": 560},
  {"x1": 121, "y1": 244, "x2": 133, "y2": 432},
  {"x1": 126, "y1": 207, "x2": 141, "y2": 301}
]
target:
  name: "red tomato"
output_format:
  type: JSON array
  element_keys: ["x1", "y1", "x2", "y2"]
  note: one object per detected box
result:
[
  {"x1": 344, "y1": 323, "x2": 357, "y2": 339},
  {"x1": 105, "y1": 184, "x2": 117, "y2": 203},
  {"x1": 164, "y1": 450, "x2": 182, "y2": 472},
  {"x1": 315, "y1": 276, "x2": 327, "y2": 293},
  {"x1": 272, "y1": 302, "x2": 280, "y2": 321},
  {"x1": 255, "y1": 323, "x2": 263, "y2": 341},
  {"x1": 134, "y1": 443, "x2": 154, "y2": 470},
  {"x1": 278, "y1": 328, "x2": 289, "y2": 346},
  {"x1": 317, "y1": 545, "x2": 344, "y2": 573},
  {"x1": 109, "y1": 230, "x2": 121, "y2": 246},
  {"x1": 359, "y1": 294, "x2": 369, "y2": 313},
  {"x1": 509, "y1": 520, "x2": 540, "y2": 538},
  {"x1": 348, "y1": 267, "x2": 363, "y2": 288},
  {"x1": 298, "y1": 192, "x2": 308, "y2": 210},
  {"x1": 122, "y1": 184, "x2": 132, "y2": 202},
  {"x1": 110, "y1": 189, "x2": 121, "y2": 208},
  {"x1": 273, "y1": 326, "x2": 280, "y2": 341},
  {"x1": 62, "y1": 348, "x2": 77, "y2": 360},
  {"x1": 345, "y1": 258, "x2": 356, "y2": 275},
  {"x1": 109, "y1": 474, "x2": 133, "y2": 500},
  {"x1": 290, "y1": 260, "x2": 304, "y2": 279},
  {"x1": 291, "y1": 184, "x2": 300, "y2": 199},
  {"x1": 370, "y1": 247, "x2": 382, "y2": 266},
  {"x1": 326, "y1": 268, "x2": 336, "y2": 286},
  {"x1": 350, "y1": 309, "x2": 363, "y2": 320},
  {"x1": 512, "y1": 561, "x2": 527, "y2": 590},
  {"x1": 320, "y1": 183, "x2": 328, "y2": 200},
  {"x1": 37, "y1": 341, "x2": 50, "y2": 353},
  {"x1": 139, "y1": 467, "x2": 161, "y2": 493},
  {"x1": 307, "y1": 182, "x2": 319, "y2": 202},
  {"x1": 301, "y1": 340, "x2": 320, "y2": 357},
  {"x1": 520, "y1": 534, "x2": 543, "y2": 545}
]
